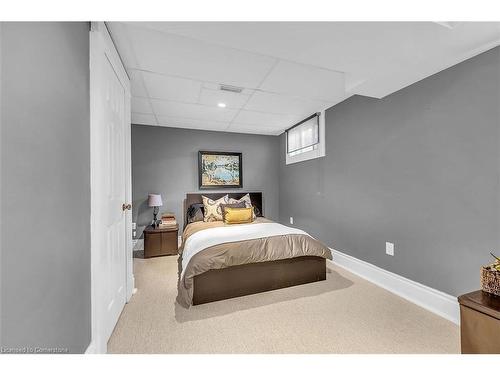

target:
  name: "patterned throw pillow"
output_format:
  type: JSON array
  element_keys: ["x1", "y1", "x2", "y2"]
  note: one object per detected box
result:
[
  {"x1": 228, "y1": 193, "x2": 256, "y2": 219},
  {"x1": 202, "y1": 195, "x2": 229, "y2": 222}
]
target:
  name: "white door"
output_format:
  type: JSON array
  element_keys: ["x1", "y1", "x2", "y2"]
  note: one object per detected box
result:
[
  {"x1": 90, "y1": 22, "x2": 133, "y2": 354},
  {"x1": 102, "y1": 55, "x2": 127, "y2": 340}
]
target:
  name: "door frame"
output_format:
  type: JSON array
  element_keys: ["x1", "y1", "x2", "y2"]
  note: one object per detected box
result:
[{"x1": 89, "y1": 21, "x2": 133, "y2": 354}]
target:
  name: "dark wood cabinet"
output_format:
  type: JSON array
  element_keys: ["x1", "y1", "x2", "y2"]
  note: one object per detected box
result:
[
  {"x1": 458, "y1": 290, "x2": 500, "y2": 354},
  {"x1": 143, "y1": 225, "x2": 178, "y2": 258}
]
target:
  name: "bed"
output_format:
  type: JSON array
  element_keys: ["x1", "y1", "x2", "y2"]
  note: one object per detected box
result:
[{"x1": 177, "y1": 192, "x2": 332, "y2": 307}]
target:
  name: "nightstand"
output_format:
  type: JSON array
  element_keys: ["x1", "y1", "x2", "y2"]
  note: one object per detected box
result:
[
  {"x1": 143, "y1": 224, "x2": 179, "y2": 258},
  {"x1": 458, "y1": 290, "x2": 500, "y2": 353}
]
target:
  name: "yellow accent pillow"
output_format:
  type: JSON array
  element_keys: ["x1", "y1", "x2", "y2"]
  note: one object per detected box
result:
[
  {"x1": 228, "y1": 193, "x2": 256, "y2": 219},
  {"x1": 223, "y1": 207, "x2": 254, "y2": 224}
]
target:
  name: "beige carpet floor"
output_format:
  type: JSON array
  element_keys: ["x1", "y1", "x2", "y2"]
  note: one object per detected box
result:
[{"x1": 108, "y1": 256, "x2": 459, "y2": 354}]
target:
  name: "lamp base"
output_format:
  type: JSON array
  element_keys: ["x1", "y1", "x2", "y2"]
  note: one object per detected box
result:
[{"x1": 152, "y1": 209, "x2": 158, "y2": 228}]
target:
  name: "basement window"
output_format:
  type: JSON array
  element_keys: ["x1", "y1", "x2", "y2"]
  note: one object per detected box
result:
[{"x1": 285, "y1": 111, "x2": 326, "y2": 165}]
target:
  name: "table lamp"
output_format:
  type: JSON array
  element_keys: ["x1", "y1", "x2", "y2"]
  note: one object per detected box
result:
[{"x1": 148, "y1": 194, "x2": 163, "y2": 228}]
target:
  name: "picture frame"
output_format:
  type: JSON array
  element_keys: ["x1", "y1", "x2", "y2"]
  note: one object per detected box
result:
[{"x1": 198, "y1": 151, "x2": 243, "y2": 189}]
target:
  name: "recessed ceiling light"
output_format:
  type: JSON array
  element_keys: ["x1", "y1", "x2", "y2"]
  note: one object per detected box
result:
[{"x1": 217, "y1": 103, "x2": 226, "y2": 108}]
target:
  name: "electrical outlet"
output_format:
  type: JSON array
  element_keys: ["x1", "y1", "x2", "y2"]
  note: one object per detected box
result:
[
  {"x1": 290, "y1": 217, "x2": 294, "y2": 225},
  {"x1": 386, "y1": 242, "x2": 394, "y2": 256},
  {"x1": 132, "y1": 222, "x2": 137, "y2": 230}
]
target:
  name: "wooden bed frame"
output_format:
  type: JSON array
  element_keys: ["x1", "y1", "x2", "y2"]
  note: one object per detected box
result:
[{"x1": 183, "y1": 192, "x2": 327, "y2": 305}]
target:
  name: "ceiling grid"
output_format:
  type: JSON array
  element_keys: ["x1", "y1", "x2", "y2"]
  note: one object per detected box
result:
[{"x1": 108, "y1": 22, "x2": 500, "y2": 135}]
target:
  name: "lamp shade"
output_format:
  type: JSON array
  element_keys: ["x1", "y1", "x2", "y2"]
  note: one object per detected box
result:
[{"x1": 148, "y1": 194, "x2": 163, "y2": 207}]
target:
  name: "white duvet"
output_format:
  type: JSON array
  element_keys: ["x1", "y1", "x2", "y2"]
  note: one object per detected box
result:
[{"x1": 181, "y1": 222, "x2": 311, "y2": 279}]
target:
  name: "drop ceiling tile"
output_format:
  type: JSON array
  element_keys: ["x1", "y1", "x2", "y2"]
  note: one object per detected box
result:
[
  {"x1": 128, "y1": 70, "x2": 148, "y2": 98},
  {"x1": 142, "y1": 71, "x2": 202, "y2": 102},
  {"x1": 131, "y1": 113, "x2": 157, "y2": 126},
  {"x1": 151, "y1": 99, "x2": 238, "y2": 122},
  {"x1": 202, "y1": 82, "x2": 220, "y2": 90},
  {"x1": 245, "y1": 90, "x2": 333, "y2": 116},
  {"x1": 124, "y1": 24, "x2": 277, "y2": 88},
  {"x1": 157, "y1": 115, "x2": 229, "y2": 131},
  {"x1": 260, "y1": 60, "x2": 345, "y2": 101},
  {"x1": 131, "y1": 97, "x2": 153, "y2": 114},
  {"x1": 232, "y1": 109, "x2": 301, "y2": 128},
  {"x1": 228, "y1": 123, "x2": 282, "y2": 136},
  {"x1": 198, "y1": 88, "x2": 250, "y2": 109}
]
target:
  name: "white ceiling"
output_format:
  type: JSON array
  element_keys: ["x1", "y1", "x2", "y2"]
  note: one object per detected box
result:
[{"x1": 108, "y1": 22, "x2": 500, "y2": 135}]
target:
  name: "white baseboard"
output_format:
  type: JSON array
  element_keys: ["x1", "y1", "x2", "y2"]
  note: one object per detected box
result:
[
  {"x1": 127, "y1": 274, "x2": 135, "y2": 303},
  {"x1": 329, "y1": 249, "x2": 460, "y2": 325},
  {"x1": 84, "y1": 340, "x2": 96, "y2": 354},
  {"x1": 133, "y1": 239, "x2": 144, "y2": 251}
]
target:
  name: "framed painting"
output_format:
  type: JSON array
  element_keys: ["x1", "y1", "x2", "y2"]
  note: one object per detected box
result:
[{"x1": 198, "y1": 151, "x2": 243, "y2": 189}]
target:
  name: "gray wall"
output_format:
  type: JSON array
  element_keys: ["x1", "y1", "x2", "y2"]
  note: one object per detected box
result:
[
  {"x1": 1, "y1": 23, "x2": 91, "y2": 353},
  {"x1": 132, "y1": 125, "x2": 280, "y2": 238},
  {"x1": 279, "y1": 47, "x2": 500, "y2": 297}
]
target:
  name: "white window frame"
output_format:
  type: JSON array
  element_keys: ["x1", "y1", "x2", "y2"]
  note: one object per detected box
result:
[{"x1": 285, "y1": 110, "x2": 326, "y2": 165}]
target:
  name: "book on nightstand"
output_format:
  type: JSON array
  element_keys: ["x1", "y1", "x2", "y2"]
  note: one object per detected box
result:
[{"x1": 159, "y1": 212, "x2": 177, "y2": 229}]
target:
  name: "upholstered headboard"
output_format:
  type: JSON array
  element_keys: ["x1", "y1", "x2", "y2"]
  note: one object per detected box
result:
[{"x1": 183, "y1": 192, "x2": 263, "y2": 228}]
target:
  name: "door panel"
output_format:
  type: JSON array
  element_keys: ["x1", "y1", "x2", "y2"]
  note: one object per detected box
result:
[
  {"x1": 145, "y1": 233, "x2": 162, "y2": 257},
  {"x1": 91, "y1": 22, "x2": 132, "y2": 354},
  {"x1": 102, "y1": 54, "x2": 127, "y2": 341},
  {"x1": 161, "y1": 232, "x2": 177, "y2": 254}
]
